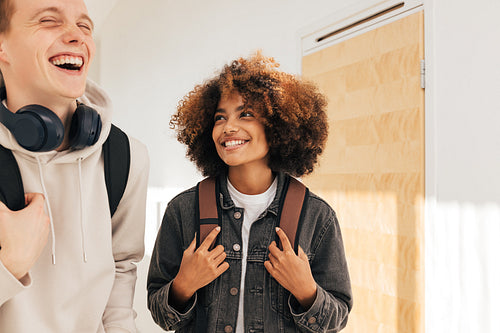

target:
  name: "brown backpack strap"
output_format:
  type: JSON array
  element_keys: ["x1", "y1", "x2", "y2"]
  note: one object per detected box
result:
[
  {"x1": 279, "y1": 177, "x2": 307, "y2": 253},
  {"x1": 197, "y1": 176, "x2": 307, "y2": 253},
  {"x1": 197, "y1": 177, "x2": 219, "y2": 249}
]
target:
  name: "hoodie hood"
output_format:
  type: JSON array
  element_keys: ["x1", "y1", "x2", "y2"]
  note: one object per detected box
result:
[{"x1": 0, "y1": 79, "x2": 113, "y2": 164}]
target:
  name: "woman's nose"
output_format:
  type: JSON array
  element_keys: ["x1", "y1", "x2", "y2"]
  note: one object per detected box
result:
[{"x1": 223, "y1": 118, "x2": 238, "y2": 134}]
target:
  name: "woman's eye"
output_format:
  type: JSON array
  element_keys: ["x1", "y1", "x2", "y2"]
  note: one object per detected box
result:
[
  {"x1": 214, "y1": 114, "x2": 225, "y2": 121},
  {"x1": 240, "y1": 111, "x2": 254, "y2": 118}
]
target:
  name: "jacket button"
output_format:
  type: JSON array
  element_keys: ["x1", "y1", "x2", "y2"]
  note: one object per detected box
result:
[
  {"x1": 224, "y1": 325, "x2": 233, "y2": 332},
  {"x1": 167, "y1": 312, "x2": 175, "y2": 319},
  {"x1": 233, "y1": 243, "x2": 241, "y2": 251},
  {"x1": 308, "y1": 316, "x2": 317, "y2": 324},
  {"x1": 230, "y1": 287, "x2": 239, "y2": 296},
  {"x1": 233, "y1": 211, "x2": 242, "y2": 219}
]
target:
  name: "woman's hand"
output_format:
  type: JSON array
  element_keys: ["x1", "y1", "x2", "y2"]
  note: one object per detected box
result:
[
  {"x1": 264, "y1": 227, "x2": 317, "y2": 310},
  {"x1": 169, "y1": 227, "x2": 229, "y2": 309}
]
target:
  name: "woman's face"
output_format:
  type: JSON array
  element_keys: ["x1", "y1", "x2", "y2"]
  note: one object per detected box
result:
[{"x1": 212, "y1": 92, "x2": 269, "y2": 171}]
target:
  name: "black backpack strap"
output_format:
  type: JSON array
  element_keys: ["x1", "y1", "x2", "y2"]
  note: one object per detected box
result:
[
  {"x1": 197, "y1": 177, "x2": 220, "y2": 250},
  {"x1": 0, "y1": 124, "x2": 130, "y2": 217},
  {"x1": 0, "y1": 144, "x2": 25, "y2": 211},
  {"x1": 103, "y1": 124, "x2": 130, "y2": 217},
  {"x1": 278, "y1": 176, "x2": 308, "y2": 253}
]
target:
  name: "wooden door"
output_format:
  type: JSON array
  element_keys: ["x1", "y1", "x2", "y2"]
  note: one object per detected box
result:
[{"x1": 302, "y1": 11, "x2": 425, "y2": 333}]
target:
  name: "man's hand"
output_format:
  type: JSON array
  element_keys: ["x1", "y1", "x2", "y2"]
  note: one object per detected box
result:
[
  {"x1": 169, "y1": 227, "x2": 229, "y2": 309},
  {"x1": 264, "y1": 227, "x2": 317, "y2": 310},
  {"x1": 0, "y1": 193, "x2": 50, "y2": 280}
]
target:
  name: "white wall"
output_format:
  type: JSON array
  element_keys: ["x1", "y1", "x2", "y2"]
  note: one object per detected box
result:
[
  {"x1": 94, "y1": 0, "x2": 500, "y2": 332},
  {"x1": 425, "y1": 0, "x2": 500, "y2": 332}
]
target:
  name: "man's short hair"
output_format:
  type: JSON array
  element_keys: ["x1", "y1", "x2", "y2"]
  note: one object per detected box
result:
[{"x1": 0, "y1": 0, "x2": 14, "y2": 33}]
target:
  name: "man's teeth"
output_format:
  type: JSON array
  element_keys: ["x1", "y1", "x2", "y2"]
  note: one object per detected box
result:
[
  {"x1": 50, "y1": 56, "x2": 83, "y2": 67},
  {"x1": 224, "y1": 140, "x2": 246, "y2": 147}
]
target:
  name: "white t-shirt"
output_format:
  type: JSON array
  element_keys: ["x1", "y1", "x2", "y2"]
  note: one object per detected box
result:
[{"x1": 227, "y1": 177, "x2": 277, "y2": 333}]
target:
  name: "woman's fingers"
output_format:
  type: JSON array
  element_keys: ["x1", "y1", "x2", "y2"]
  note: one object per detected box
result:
[{"x1": 199, "y1": 226, "x2": 221, "y2": 251}]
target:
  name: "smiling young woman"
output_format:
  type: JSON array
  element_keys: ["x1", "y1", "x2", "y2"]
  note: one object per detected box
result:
[{"x1": 148, "y1": 52, "x2": 352, "y2": 333}]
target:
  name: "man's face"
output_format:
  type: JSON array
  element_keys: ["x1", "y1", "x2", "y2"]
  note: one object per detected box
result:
[{"x1": 0, "y1": 0, "x2": 95, "y2": 103}]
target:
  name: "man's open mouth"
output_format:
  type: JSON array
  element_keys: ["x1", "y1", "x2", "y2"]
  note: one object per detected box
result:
[{"x1": 49, "y1": 55, "x2": 83, "y2": 71}]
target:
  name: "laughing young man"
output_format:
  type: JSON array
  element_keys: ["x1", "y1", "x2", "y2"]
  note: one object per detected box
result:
[{"x1": 0, "y1": 0, "x2": 149, "y2": 332}]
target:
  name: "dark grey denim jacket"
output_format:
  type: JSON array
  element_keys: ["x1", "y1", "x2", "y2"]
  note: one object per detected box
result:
[{"x1": 147, "y1": 172, "x2": 352, "y2": 332}]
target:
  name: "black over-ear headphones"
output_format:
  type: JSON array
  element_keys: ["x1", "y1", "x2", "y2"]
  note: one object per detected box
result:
[{"x1": 0, "y1": 87, "x2": 102, "y2": 152}]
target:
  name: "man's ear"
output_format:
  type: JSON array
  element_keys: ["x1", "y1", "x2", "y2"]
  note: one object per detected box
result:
[{"x1": 0, "y1": 36, "x2": 9, "y2": 64}]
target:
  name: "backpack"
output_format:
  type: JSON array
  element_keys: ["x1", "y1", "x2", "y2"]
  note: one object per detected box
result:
[
  {"x1": 0, "y1": 124, "x2": 130, "y2": 216},
  {"x1": 196, "y1": 175, "x2": 309, "y2": 253}
]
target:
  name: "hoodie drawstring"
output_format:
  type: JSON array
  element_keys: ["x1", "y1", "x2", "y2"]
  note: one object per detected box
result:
[
  {"x1": 35, "y1": 157, "x2": 56, "y2": 265},
  {"x1": 35, "y1": 157, "x2": 88, "y2": 264},
  {"x1": 77, "y1": 158, "x2": 88, "y2": 263}
]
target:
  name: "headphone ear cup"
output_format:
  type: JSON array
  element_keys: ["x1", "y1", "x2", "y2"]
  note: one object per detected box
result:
[
  {"x1": 68, "y1": 104, "x2": 102, "y2": 150},
  {"x1": 16, "y1": 105, "x2": 64, "y2": 152}
]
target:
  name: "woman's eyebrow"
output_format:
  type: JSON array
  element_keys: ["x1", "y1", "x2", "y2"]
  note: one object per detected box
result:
[{"x1": 215, "y1": 105, "x2": 245, "y2": 114}]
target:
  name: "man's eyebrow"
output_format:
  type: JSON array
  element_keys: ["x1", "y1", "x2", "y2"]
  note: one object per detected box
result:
[
  {"x1": 29, "y1": 7, "x2": 95, "y2": 30},
  {"x1": 80, "y1": 14, "x2": 95, "y2": 30},
  {"x1": 29, "y1": 7, "x2": 61, "y2": 20}
]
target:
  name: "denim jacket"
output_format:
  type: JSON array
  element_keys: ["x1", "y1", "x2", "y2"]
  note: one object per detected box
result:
[{"x1": 147, "y1": 172, "x2": 352, "y2": 332}]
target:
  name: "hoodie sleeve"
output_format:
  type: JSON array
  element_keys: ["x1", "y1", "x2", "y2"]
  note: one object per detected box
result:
[
  {"x1": 0, "y1": 259, "x2": 32, "y2": 306},
  {"x1": 102, "y1": 137, "x2": 149, "y2": 332}
]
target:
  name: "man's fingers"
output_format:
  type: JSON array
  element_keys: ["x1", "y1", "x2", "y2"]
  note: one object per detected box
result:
[
  {"x1": 199, "y1": 226, "x2": 220, "y2": 251},
  {"x1": 276, "y1": 227, "x2": 293, "y2": 251},
  {"x1": 25, "y1": 193, "x2": 45, "y2": 206},
  {"x1": 0, "y1": 193, "x2": 43, "y2": 211}
]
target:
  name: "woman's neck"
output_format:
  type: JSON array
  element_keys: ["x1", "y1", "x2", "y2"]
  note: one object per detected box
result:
[{"x1": 228, "y1": 166, "x2": 274, "y2": 195}]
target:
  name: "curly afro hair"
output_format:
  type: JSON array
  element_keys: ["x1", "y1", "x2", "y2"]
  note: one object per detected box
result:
[{"x1": 170, "y1": 52, "x2": 328, "y2": 178}]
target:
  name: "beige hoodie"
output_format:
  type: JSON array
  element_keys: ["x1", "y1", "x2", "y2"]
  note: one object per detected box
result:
[{"x1": 0, "y1": 79, "x2": 149, "y2": 333}]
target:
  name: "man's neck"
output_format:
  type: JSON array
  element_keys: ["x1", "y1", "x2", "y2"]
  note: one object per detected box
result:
[{"x1": 4, "y1": 86, "x2": 78, "y2": 151}]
